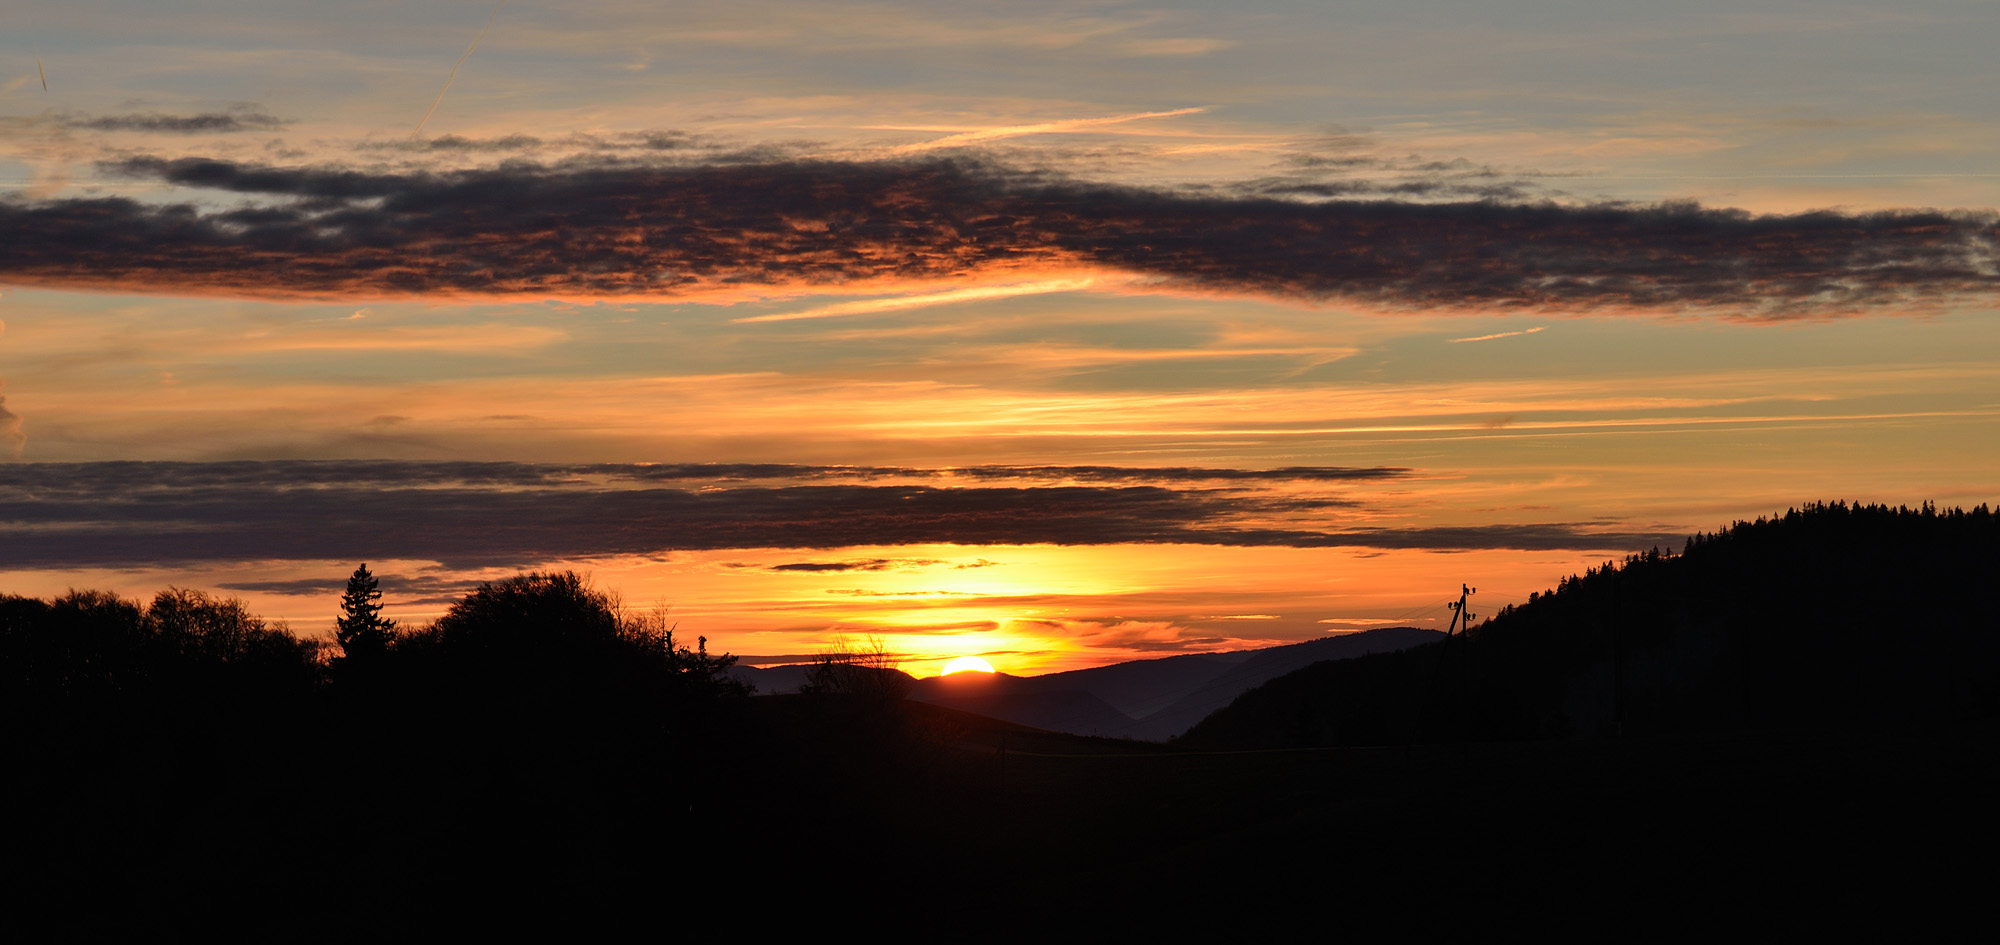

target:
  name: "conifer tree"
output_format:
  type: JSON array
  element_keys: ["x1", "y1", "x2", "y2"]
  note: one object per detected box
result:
[{"x1": 334, "y1": 563, "x2": 396, "y2": 662}]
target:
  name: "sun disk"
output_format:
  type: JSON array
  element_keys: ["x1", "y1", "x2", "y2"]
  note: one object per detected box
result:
[{"x1": 940, "y1": 656, "x2": 996, "y2": 676}]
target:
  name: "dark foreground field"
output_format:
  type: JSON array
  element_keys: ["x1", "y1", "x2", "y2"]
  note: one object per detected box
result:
[
  {"x1": 6, "y1": 681, "x2": 1993, "y2": 939},
  {"x1": 821, "y1": 703, "x2": 1996, "y2": 935}
]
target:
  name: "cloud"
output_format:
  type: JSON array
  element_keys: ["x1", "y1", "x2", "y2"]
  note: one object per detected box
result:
[
  {"x1": 1018, "y1": 616, "x2": 1232, "y2": 653},
  {"x1": 217, "y1": 571, "x2": 475, "y2": 606},
  {"x1": 933, "y1": 465, "x2": 1410, "y2": 483},
  {"x1": 768, "y1": 558, "x2": 945, "y2": 572},
  {"x1": 354, "y1": 131, "x2": 705, "y2": 156},
  {"x1": 58, "y1": 110, "x2": 287, "y2": 134},
  {"x1": 3, "y1": 155, "x2": 1995, "y2": 314},
  {"x1": 381, "y1": 133, "x2": 545, "y2": 152},
  {"x1": 0, "y1": 395, "x2": 22, "y2": 459},
  {"x1": 0, "y1": 461, "x2": 1684, "y2": 570},
  {"x1": 0, "y1": 460, "x2": 1410, "y2": 492}
]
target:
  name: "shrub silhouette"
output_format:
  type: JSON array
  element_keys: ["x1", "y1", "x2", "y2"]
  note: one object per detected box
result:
[
  {"x1": 799, "y1": 634, "x2": 911, "y2": 702},
  {"x1": 447, "y1": 569, "x2": 605, "y2": 649},
  {"x1": 392, "y1": 571, "x2": 745, "y2": 709}
]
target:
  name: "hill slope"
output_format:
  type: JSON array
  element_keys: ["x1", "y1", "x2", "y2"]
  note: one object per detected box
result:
[
  {"x1": 1182, "y1": 502, "x2": 2000, "y2": 749},
  {"x1": 732, "y1": 626, "x2": 1441, "y2": 739},
  {"x1": 907, "y1": 626, "x2": 1441, "y2": 739}
]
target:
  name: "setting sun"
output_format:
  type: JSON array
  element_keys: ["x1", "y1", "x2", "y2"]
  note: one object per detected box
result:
[{"x1": 940, "y1": 656, "x2": 997, "y2": 676}]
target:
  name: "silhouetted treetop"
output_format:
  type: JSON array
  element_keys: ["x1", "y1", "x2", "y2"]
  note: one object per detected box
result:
[
  {"x1": 334, "y1": 563, "x2": 396, "y2": 664},
  {"x1": 430, "y1": 570, "x2": 618, "y2": 643},
  {"x1": 390, "y1": 570, "x2": 747, "y2": 702}
]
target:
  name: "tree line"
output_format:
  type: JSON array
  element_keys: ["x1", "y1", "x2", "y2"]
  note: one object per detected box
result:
[{"x1": 0, "y1": 567, "x2": 762, "y2": 937}]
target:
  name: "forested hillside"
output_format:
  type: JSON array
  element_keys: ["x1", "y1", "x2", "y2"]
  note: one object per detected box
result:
[{"x1": 1181, "y1": 502, "x2": 1999, "y2": 749}]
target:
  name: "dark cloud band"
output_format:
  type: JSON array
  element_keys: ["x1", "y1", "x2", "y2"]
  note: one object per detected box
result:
[
  {"x1": 57, "y1": 111, "x2": 286, "y2": 133},
  {"x1": 0, "y1": 460, "x2": 1407, "y2": 492},
  {"x1": 0, "y1": 461, "x2": 1680, "y2": 569},
  {"x1": 3, "y1": 155, "x2": 1994, "y2": 312}
]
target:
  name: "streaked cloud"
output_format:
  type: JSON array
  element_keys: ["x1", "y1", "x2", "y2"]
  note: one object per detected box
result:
[
  {"x1": 767, "y1": 558, "x2": 944, "y2": 572},
  {"x1": 0, "y1": 460, "x2": 1409, "y2": 488},
  {"x1": 0, "y1": 460, "x2": 1682, "y2": 570},
  {"x1": 201, "y1": 322, "x2": 570, "y2": 352},
  {"x1": 6, "y1": 155, "x2": 1994, "y2": 315},
  {"x1": 56, "y1": 109, "x2": 287, "y2": 134}
]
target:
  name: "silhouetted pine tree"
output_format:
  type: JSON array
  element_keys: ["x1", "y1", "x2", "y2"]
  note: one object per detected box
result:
[{"x1": 333, "y1": 563, "x2": 396, "y2": 664}]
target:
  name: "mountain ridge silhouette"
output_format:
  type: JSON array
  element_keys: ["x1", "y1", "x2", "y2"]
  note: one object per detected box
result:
[{"x1": 729, "y1": 626, "x2": 1441, "y2": 739}]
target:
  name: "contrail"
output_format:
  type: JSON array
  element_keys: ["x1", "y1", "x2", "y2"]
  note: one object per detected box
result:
[
  {"x1": 36, "y1": 56, "x2": 45, "y2": 91},
  {"x1": 887, "y1": 107, "x2": 1206, "y2": 154},
  {"x1": 1449, "y1": 326, "x2": 1547, "y2": 344},
  {"x1": 733, "y1": 278, "x2": 1103, "y2": 323},
  {"x1": 412, "y1": 0, "x2": 506, "y2": 139}
]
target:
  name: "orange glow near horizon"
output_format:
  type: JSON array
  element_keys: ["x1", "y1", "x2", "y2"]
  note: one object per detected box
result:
[
  {"x1": 0, "y1": 542, "x2": 1658, "y2": 679},
  {"x1": 726, "y1": 539, "x2": 1615, "y2": 675}
]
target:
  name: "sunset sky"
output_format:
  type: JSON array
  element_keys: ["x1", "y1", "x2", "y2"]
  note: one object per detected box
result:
[{"x1": 4, "y1": 1, "x2": 1997, "y2": 675}]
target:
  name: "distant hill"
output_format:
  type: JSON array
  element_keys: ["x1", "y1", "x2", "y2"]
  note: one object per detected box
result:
[
  {"x1": 731, "y1": 626, "x2": 1441, "y2": 740},
  {"x1": 1180, "y1": 502, "x2": 2000, "y2": 750},
  {"x1": 906, "y1": 627, "x2": 1441, "y2": 739},
  {"x1": 908, "y1": 670, "x2": 1138, "y2": 735},
  {"x1": 727, "y1": 661, "x2": 824, "y2": 695}
]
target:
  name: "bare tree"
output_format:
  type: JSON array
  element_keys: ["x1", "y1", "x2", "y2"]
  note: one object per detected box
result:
[{"x1": 801, "y1": 634, "x2": 911, "y2": 702}]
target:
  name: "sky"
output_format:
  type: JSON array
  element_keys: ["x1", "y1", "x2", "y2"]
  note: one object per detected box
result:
[{"x1": 3, "y1": 1, "x2": 1998, "y2": 675}]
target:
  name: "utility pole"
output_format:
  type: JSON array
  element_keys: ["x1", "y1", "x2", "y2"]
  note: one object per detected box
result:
[
  {"x1": 1445, "y1": 583, "x2": 1477, "y2": 638},
  {"x1": 1412, "y1": 582, "x2": 1478, "y2": 748}
]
